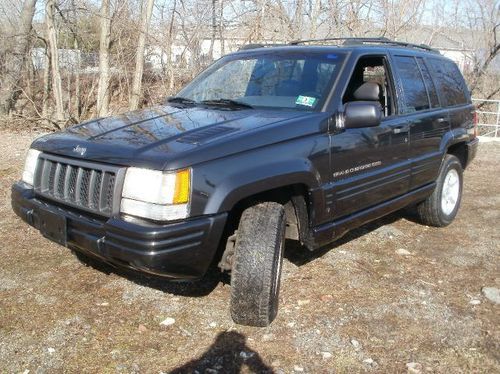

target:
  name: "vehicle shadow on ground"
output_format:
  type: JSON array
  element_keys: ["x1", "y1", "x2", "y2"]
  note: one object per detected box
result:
[
  {"x1": 285, "y1": 209, "x2": 415, "y2": 266},
  {"x1": 73, "y1": 250, "x2": 227, "y2": 297},
  {"x1": 169, "y1": 331, "x2": 274, "y2": 373}
]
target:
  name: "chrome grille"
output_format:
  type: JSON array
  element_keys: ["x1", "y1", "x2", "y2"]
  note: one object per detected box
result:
[{"x1": 34, "y1": 154, "x2": 124, "y2": 217}]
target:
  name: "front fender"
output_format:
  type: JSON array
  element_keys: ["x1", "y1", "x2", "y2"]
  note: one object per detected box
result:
[{"x1": 202, "y1": 158, "x2": 320, "y2": 215}]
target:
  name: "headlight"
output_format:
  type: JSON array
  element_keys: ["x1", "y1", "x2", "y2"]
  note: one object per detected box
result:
[
  {"x1": 120, "y1": 167, "x2": 191, "y2": 221},
  {"x1": 22, "y1": 149, "x2": 41, "y2": 186}
]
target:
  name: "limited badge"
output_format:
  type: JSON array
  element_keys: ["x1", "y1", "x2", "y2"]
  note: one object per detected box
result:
[{"x1": 295, "y1": 95, "x2": 317, "y2": 107}]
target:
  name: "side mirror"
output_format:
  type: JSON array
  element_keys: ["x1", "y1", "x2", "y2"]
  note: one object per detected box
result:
[{"x1": 343, "y1": 101, "x2": 382, "y2": 129}]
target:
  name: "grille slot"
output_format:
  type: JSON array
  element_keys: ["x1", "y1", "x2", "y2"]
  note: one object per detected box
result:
[{"x1": 34, "y1": 154, "x2": 122, "y2": 217}]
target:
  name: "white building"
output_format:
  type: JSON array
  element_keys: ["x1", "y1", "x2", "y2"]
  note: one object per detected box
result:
[
  {"x1": 439, "y1": 48, "x2": 475, "y2": 72},
  {"x1": 146, "y1": 38, "x2": 244, "y2": 71}
]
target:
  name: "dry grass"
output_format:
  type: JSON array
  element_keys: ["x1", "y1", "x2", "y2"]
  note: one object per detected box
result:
[{"x1": 0, "y1": 130, "x2": 498, "y2": 373}]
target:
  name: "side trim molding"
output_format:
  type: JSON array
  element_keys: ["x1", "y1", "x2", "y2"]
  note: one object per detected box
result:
[{"x1": 311, "y1": 182, "x2": 436, "y2": 247}]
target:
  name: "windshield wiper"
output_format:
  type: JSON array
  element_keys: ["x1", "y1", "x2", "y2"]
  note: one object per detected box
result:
[
  {"x1": 166, "y1": 96, "x2": 197, "y2": 106},
  {"x1": 200, "y1": 99, "x2": 254, "y2": 109}
]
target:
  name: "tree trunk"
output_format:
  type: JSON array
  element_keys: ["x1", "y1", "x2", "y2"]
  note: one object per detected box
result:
[
  {"x1": 42, "y1": 46, "x2": 51, "y2": 119},
  {"x1": 309, "y1": 0, "x2": 321, "y2": 38},
  {"x1": 256, "y1": 0, "x2": 266, "y2": 41},
  {"x1": 167, "y1": 0, "x2": 177, "y2": 91},
  {"x1": 293, "y1": 0, "x2": 303, "y2": 40},
  {"x1": 74, "y1": 37, "x2": 81, "y2": 121},
  {"x1": 0, "y1": 0, "x2": 37, "y2": 115},
  {"x1": 72, "y1": 0, "x2": 81, "y2": 121},
  {"x1": 129, "y1": 0, "x2": 155, "y2": 111},
  {"x1": 208, "y1": 0, "x2": 217, "y2": 60},
  {"x1": 97, "y1": 0, "x2": 111, "y2": 117},
  {"x1": 46, "y1": 0, "x2": 65, "y2": 125},
  {"x1": 218, "y1": 0, "x2": 225, "y2": 55}
]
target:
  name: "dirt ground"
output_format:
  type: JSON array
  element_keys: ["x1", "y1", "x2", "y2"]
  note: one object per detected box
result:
[{"x1": 0, "y1": 129, "x2": 498, "y2": 373}]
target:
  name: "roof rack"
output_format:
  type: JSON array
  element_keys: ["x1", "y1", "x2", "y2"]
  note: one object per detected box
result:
[
  {"x1": 289, "y1": 37, "x2": 440, "y2": 53},
  {"x1": 238, "y1": 43, "x2": 286, "y2": 51}
]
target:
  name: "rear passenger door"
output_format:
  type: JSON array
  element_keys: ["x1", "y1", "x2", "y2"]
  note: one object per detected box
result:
[{"x1": 392, "y1": 54, "x2": 450, "y2": 190}]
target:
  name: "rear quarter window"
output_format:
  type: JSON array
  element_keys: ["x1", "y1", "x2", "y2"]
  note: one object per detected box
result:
[
  {"x1": 428, "y1": 58, "x2": 469, "y2": 106},
  {"x1": 416, "y1": 57, "x2": 440, "y2": 108}
]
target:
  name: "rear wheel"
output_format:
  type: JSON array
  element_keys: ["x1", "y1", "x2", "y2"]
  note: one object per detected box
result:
[
  {"x1": 230, "y1": 202, "x2": 286, "y2": 327},
  {"x1": 416, "y1": 154, "x2": 463, "y2": 227}
]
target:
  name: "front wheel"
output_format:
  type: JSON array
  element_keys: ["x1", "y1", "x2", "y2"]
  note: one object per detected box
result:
[
  {"x1": 230, "y1": 202, "x2": 286, "y2": 327},
  {"x1": 416, "y1": 154, "x2": 463, "y2": 227}
]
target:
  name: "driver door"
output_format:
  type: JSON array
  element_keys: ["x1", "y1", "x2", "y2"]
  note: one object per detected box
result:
[{"x1": 327, "y1": 54, "x2": 411, "y2": 219}]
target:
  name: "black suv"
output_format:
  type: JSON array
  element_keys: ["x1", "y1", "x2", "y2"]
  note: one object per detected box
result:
[{"x1": 12, "y1": 38, "x2": 478, "y2": 326}]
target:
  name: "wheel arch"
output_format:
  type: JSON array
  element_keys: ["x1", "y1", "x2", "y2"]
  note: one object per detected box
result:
[
  {"x1": 446, "y1": 142, "x2": 468, "y2": 169},
  {"x1": 225, "y1": 183, "x2": 310, "y2": 234},
  {"x1": 202, "y1": 156, "x2": 320, "y2": 215},
  {"x1": 440, "y1": 128, "x2": 472, "y2": 169}
]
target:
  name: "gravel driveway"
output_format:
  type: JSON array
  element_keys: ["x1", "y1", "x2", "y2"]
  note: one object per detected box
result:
[{"x1": 0, "y1": 130, "x2": 498, "y2": 373}]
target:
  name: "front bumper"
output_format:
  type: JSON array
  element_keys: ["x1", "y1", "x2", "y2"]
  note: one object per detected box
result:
[{"x1": 12, "y1": 182, "x2": 227, "y2": 279}]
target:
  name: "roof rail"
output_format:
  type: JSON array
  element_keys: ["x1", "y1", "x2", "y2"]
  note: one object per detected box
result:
[
  {"x1": 289, "y1": 37, "x2": 440, "y2": 53},
  {"x1": 238, "y1": 43, "x2": 286, "y2": 51}
]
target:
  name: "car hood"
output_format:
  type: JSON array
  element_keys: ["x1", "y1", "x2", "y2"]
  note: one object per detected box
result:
[{"x1": 32, "y1": 105, "x2": 323, "y2": 170}]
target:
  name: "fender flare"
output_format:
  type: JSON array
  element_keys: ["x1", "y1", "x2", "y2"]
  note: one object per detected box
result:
[
  {"x1": 203, "y1": 158, "x2": 320, "y2": 215},
  {"x1": 439, "y1": 128, "x2": 469, "y2": 154}
]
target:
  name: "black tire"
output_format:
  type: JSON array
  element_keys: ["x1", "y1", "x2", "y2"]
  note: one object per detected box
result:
[
  {"x1": 230, "y1": 202, "x2": 286, "y2": 327},
  {"x1": 416, "y1": 154, "x2": 463, "y2": 227}
]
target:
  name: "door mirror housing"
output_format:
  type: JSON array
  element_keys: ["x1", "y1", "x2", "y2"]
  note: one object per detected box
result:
[{"x1": 343, "y1": 101, "x2": 382, "y2": 129}]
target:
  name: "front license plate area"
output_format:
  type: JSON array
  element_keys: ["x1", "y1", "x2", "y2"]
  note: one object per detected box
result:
[{"x1": 37, "y1": 208, "x2": 67, "y2": 246}]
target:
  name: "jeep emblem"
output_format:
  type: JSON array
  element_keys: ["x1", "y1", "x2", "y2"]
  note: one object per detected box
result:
[{"x1": 73, "y1": 145, "x2": 87, "y2": 156}]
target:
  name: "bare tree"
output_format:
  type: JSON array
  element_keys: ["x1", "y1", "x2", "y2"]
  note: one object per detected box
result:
[
  {"x1": 466, "y1": 0, "x2": 500, "y2": 95},
  {"x1": 97, "y1": 0, "x2": 111, "y2": 116},
  {"x1": 254, "y1": 0, "x2": 266, "y2": 41},
  {"x1": 377, "y1": 0, "x2": 427, "y2": 39},
  {"x1": 307, "y1": 0, "x2": 322, "y2": 38},
  {"x1": 167, "y1": 0, "x2": 177, "y2": 90},
  {"x1": 218, "y1": 0, "x2": 225, "y2": 55},
  {"x1": 0, "y1": 0, "x2": 37, "y2": 115},
  {"x1": 208, "y1": 0, "x2": 217, "y2": 60},
  {"x1": 46, "y1": 0, "x2": 65, "y2": 125},
  {"x1": 41, "y1": 41, "x2": 51, "y2": 119},
  {"x1": 0, "y1": 0, "x2": 497, "y2": 128},
  {"x1": 129, "y1": 0, "x2": 155, "y2": 111}
]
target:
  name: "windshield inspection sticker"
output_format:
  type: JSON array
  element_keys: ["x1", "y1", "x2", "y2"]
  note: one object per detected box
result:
[{"x1": 295, "y1": 95, "x2": 317, "y2": 107}]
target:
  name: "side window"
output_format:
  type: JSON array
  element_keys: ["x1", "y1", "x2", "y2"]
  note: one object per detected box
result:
[
  {"x1": 428, "y1": 58, "x2": 468, "y2": 106},
  {"x1": 416, "y1": 57, "x2": 440, "y2": 108},
  {"x1": 343, "y1": 55, "x2": 395, "y2": 117},
  {"x1": 394, "y1": 56, "x2": 430, "y2": 113}
]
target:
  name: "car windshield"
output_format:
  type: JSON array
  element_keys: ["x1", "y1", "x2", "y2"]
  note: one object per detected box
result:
[{"x1": 175, "y1": 51, "x2": 346, "y2": 111}]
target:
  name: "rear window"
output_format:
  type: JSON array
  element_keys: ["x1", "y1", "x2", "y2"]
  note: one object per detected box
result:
[
  {"x1": 394, "y1": 56, "x2": 430, "y2": 113},
  {"x1": 428, "y1": 58, "x2": 468, "y2": 106}
]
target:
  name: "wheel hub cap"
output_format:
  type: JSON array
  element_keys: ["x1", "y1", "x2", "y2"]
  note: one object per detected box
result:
[{"x1": 441, "y1": 169, "x2": 459, "y2": 215}]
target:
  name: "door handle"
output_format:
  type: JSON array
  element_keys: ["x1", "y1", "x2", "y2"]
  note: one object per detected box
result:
[{"x1": 436, "y1": 117, "x2": 447, "y2": 123}]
